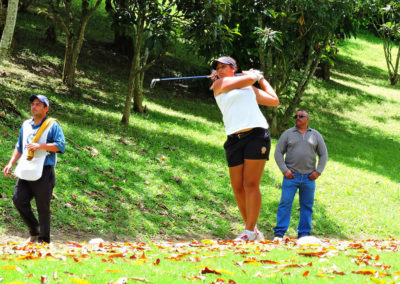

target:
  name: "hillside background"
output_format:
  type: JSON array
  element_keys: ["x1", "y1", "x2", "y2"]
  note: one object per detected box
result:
[{"x1": 1, "y1": 7, "x2": 400, "y2": 242}]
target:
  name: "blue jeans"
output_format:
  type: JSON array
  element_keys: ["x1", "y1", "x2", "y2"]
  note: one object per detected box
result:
[{"x1": 273, "y1": 172, "x2": 316, "y2": 238}]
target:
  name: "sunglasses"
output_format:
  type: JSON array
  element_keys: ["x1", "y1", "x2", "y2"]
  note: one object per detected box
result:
[{"x1": 294, "y1": 114, "x2": 308, "y2": 119}]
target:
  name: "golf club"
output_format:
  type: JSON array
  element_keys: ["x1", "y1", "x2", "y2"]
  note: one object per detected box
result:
[
  {"x1": 150, "y1": 73, "x2": 244, "y2": 88},
  {"x1": 150, "y1": 75, "x2": 210, "y2": 88}
]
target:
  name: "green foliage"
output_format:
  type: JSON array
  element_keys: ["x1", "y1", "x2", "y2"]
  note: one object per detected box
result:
[
  {"x1": 107, "y1": 0, "x2": 177, "y2": 53},
  {"x1": 175, "y1": 0, "x2": 239, "y2": 59},
  {"x1": 198, "y1": 0, "x2": 362, "y2": 135}
]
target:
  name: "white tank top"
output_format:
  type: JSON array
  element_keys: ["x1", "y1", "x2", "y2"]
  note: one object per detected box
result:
[{"x1": 215, "y1": 86, "x2": 268, "y2": 135}]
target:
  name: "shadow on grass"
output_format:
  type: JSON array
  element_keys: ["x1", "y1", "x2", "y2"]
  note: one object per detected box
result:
[
  {"x1": 0, "y1": 79, "x2": 348, "y2": 240},
  {"x1": 333, "y1": 54, "x2": 389, "y2": 83},
  {"x1": 320, "y1": 111, "x2": 399, "y2": 183}
]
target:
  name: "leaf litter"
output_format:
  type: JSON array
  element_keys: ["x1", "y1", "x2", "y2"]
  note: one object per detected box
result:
[{"x1": 0, "y1": 238, "x2": 399, "y2": 283}]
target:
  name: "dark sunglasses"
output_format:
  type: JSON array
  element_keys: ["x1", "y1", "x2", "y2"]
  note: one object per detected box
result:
[{"x1": 294, "y1": 114, "x2": 308, "y2": 119}]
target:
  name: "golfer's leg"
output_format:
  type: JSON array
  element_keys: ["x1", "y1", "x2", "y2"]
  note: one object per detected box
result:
[
  {"x1": 273, "y1": 176, "x2": 298, "y2": 237},
  {"x1": 242, "y1": 159, "x2": 266, "y2": 231},
  {"x1": 297, "y1": 175, "x2": 316, "y2": 238},
  {"x1": 229, "y1": 164, "x2": 247, "y2": 224},
  {"x1": 13, "y1": 179, "x2": 39, "y2": 236},
  {"x1": 32, "y1": 166, "x2": 55, "y2": 243}
]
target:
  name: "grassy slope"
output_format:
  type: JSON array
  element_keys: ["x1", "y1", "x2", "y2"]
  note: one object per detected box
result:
[{"x1": 0, "y1": 10, "x2": 399, "y2": 241}]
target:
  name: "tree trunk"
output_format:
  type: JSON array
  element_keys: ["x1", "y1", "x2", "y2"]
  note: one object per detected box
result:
[
  {"x1": 62, "y1": 34, "x2": 75, "y2": 86},
  {"x1": 0, "y1": 0, "x2": 18, "y2": 61},
  {"x1": 395, "y1": 46, "x2": 400, "y2": 77},
  {"x1": 121, "y1": 14, "x2": 144, "y2": 124},
  {"x1": 45, "y1": 18, "x2": 57, "y2": 43},
  {"x1": 389, "y1": 45, "x2": 399, "y2": 86},
  {"x1": 51, "y1": 0, "x2": 101, "y2": 87},
  {"x1": 383, "y1": 39, "x2": 395, "y2": 85},
  {"x1": 133, "y1": 72, "x2": 143, "y2": 113},
  {"x1": 62, "y1": 17, "x2": 89, "y2": 87}
]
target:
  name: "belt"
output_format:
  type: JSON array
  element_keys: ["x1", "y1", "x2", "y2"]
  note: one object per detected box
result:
[{"x1": 228, "y1": 128, "x2": 256, "y2": 139}]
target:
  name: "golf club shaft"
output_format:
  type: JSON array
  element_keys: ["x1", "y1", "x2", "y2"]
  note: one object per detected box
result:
[
  {"x1": 150, "y1": 73, "x2": 243, "y2": 88},
  {"x1": 158, "y1": 75, "x2": 210, "y2": 81}
]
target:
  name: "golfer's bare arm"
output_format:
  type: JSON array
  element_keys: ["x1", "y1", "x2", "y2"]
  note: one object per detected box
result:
[
  {"x1": 212, "y1": 74, "x2": 258, "y2": 96},
  {"x1": 3, "y1": 149, "x2": 22, "y2": 177},
  {"x1": 252, "y1": 79, "x2": 279, "y2": 106}
]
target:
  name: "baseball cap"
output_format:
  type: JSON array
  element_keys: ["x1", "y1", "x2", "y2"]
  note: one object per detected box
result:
[
  {"x1": 29, "y1": 94, "x2": 50, "y2": 107},
  {"x1": 211, "y1": 56, "x2": 237, "y2": 70}
]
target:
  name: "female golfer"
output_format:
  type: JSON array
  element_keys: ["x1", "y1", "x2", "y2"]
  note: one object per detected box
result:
[{"x1": 210, "y1": 56, "x2": 279, "y2": 241}]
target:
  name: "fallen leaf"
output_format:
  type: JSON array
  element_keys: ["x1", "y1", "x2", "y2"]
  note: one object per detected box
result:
[
  {"x1": 298, "y1": 251, "x2": 327, "y2": 257},
  {"x1": 153, "y1": 258, "x2": 160, "y2": 265},
  {"x1": 127, "y1": 276, "x2": 149, "y2": 282},
  {"x1": 303, "y1": 271, "x2": 309, "y2": 277},
  {"x1": 253, "y1": 271, "x2": 263, "y2": 278},
  {"x1": 352, "y1": 270, "x2": 376, "y2": 275},
  {"x1": 2, "y1": 265, "x2": 23, "y2": 273},
  {"x1": 172, "y1": 177, "x2": 182, "y2": 183},
  {"x1": 201, "y1": 267, "x2": 221, "y2": 275},
  {"x1": 332, "y1": 271, "x2": 345, "y2": 275},
  {"x1": 316, "y1": 274, "x2": 335, "y2": 278},
  {"x1": 259, "y1": 259, "x2": 278, "y2": 264},
  {"x1": 70, "y1": 279, "x2": 91, "y2": 284},
  {"x1": 109, "y1": 253, "x2": 125, "y2": 258},
  {"x1": 371, "y1": 277, "x2": 386, "y2": 284},
  {"x1": 181, "y1": 275, "x2": 206, "y2": 280}
]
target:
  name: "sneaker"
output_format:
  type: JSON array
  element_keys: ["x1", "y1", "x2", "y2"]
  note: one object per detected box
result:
[
  {"x1": 273, "y1": 236, "x2": 283, "y2": 242},
  {"x1": 297, "y1": 235, "x2": 322, "y2": 245},
  {"x1": 234, "y1": 230, "x2": 256, "y2": 241},
  {"x1": 26, "y1": 235, "x2": 39, "y2": 243},
  {"x1": 254, "y1": 227, "x2": 265, "y2": 241}
]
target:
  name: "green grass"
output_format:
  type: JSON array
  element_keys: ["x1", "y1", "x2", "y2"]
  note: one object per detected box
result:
[{"x1": 1, "y1": 8, "x2": 400, "y2": 245}]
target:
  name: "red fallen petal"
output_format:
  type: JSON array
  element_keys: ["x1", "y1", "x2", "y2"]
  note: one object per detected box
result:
[{"x1": 303, "y1": 271, "x2": 310, "y2": 277}]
